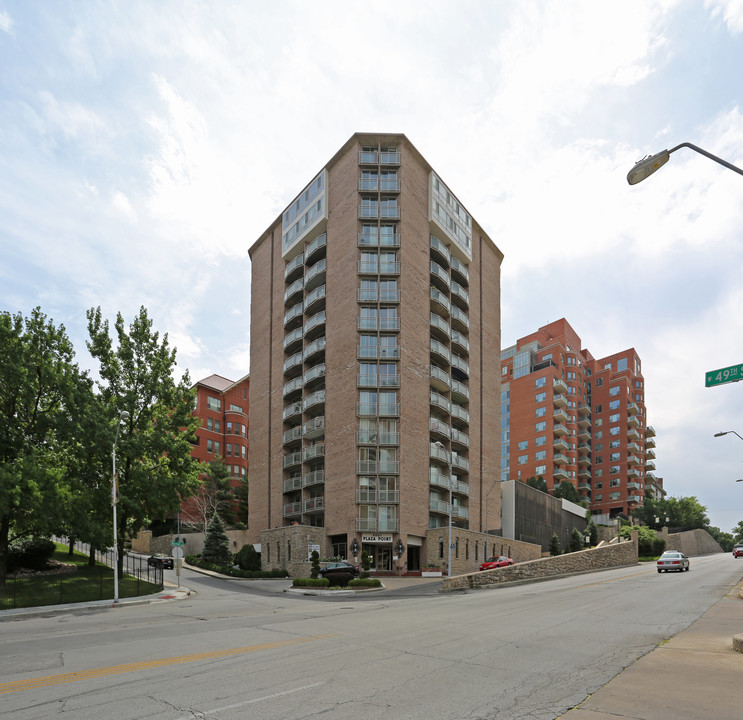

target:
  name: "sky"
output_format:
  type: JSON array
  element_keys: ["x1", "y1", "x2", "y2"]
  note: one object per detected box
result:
[{"x1": 1, "y1": 1, "x2": 743, "y2": 533}]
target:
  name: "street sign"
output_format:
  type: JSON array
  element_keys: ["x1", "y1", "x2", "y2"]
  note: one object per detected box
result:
[
  {"x1": 171, "y1": 546, "x2": 184, "y2": 559},
  {"x1": 705, "y1": 362, "x2": 743, "y2": 387}
]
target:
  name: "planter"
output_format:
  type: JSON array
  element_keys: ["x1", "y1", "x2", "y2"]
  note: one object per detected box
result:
[{"x1": 421, "y1": 570, "x2": 443, "y2": 577}]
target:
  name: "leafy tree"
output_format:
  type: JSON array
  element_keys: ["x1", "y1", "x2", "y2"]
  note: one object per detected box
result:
[
  {"x1": 235, "y1": 543, "x2": 260, "y2": 571},
  {"x1": 553, "y1": 480, "x2": 581, "y2": 504},
  {"x1": 0, "y1": 308, "x2": 89, "y2": 582},
  {"x1": 86, "y1": 306, "x2": 202, "y2": 578},
  {"x1": 181, "y1": 457, "x2": 233, "y2": 530},
  {"x1": 569, "y1": 527, "x2": 584, "y2": 552},
  {"x1": 525, "y1": 475, "x2": 548, "y2": 493},
  {"x1": 586, "y1": 518, "x2": 598, "y2": 547},
  {"x1": 732, "y1": 521, "x2": 743, "y2": 545},
  {"x1": 707, "y1": 526, "x2": 734, "y2": 552},
  {"x1": 201, "y1": 513, "x2": 231, "y2": 566},
  {"x1": 620, "y1": 524, "x2": 665, "y2": 556},
  {"x1": 549, "y1": 533, "x2": 561, "y2": 556}
]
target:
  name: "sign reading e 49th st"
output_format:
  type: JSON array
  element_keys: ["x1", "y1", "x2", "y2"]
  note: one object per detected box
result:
[{"x1": 705, "y1": 362, "x2": 743, "y2": 387}]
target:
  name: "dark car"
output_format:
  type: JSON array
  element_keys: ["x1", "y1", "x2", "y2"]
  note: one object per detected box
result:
[
  {"x1": 148, "y1": 553, "x2": 174, "y2": 569},
  {"x1": 479, "y1": 556, "x2": 514, "y2": 572},
  {"x1": 733, "y1": 545, "x2": 743, "y2": 558},
  {"x1": 318, "y1": 562, "x2": 359, "y2": 582}
]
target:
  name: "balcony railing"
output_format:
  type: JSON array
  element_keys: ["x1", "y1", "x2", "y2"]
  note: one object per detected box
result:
[{"x1": 303, "y1": 470, "x2": 325, "y2": 487}]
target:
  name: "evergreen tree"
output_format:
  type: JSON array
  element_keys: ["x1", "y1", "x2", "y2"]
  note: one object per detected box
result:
[
  {"x1": 569, "y1": 527, "x2": 584, "y2": 552},
  {"x1": 549, "y1": 533, "x2": 561, "y2": 556},
  {"x1": 310, "y1": 550, "x2": 320, "y2": 579},
  {"x1": 525, "y1": 475, "x2": 548, "y2": 493},
  {"x1": 202, "y1": 513, "x2": 231, "y2": 566}
]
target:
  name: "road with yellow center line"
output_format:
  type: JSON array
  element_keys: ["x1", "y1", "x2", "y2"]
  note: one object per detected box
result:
[{"x1": 0, "y1": 634, "x2": 337, "y2": 696}]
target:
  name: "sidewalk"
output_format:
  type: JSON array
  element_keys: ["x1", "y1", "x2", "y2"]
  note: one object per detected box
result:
[{"x1": 562, "y1": 580, "x2": 743, "y2": 719}]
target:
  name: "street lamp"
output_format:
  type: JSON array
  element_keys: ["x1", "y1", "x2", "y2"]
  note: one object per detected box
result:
[
  {"x1": 433, "y1": 440, "x2": 453, "y2": 578},
  {"x1": 484, "y1": 479, "x2": 499, "y2": 549},
  {"x1": 714, "y1": 430, "x2": 743, "y2": 441},
  {"x1": 112, "y1": 409, "x2": 129, "y2": 604},
  {"x1": 627, "y1": 142, "x2": 743, "y2": 185}
]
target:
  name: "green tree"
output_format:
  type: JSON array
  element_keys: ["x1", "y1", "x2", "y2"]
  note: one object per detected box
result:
[
  {"x1": 569, "y1": 527, "x2": 584, "y2": 552},
  {"x1": 549, "y1": 533, "x2": 561, "y2": 556},
  {"x1": 310, "y1": 549, "x2": 320, "y2": 579},
  {"x1": 236, "y1": 474, "x2": 249, "y2": 526},
  {"x1": 732, "y1": 521, "x2": 743, "y2": 545},
  {"x1": 235, "y1": 543, "x2": 260, "y2": 571},
  {"x1": 553, "y1": 480, "x2": 581, "y2": 504},
  {"x1": 86, "y1": 306, "x2": 202, "y2": 578},
  {"x1": 201, "y1": 513, "x2": 232, "y2": 566},
  {"x1": 707, "y1": 526, "x2": 734, "y2": 552},
  {"x1": 360, "y1": 549, "x2": 371, "y2": 579},
  {"x1": 525, "y1": 475, "x2": 548, "y2": 493},
  {"x1": 0, "y1": 308, "x2": 89, "y2": 582},
  {"x1": 181, "y1": 457, "x2": 232, "y2": 530},
  {"x1": 665, "y1": 496, "x2": 709, "y2": 530}
]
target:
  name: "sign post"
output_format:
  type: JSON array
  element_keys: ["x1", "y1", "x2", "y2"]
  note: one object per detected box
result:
[
  {"x1": 705, "y1": 362, "x2": 743, "y2": 388},
  {"x1": 171, "y1": 540, "x2": 185, "y2": 588}
]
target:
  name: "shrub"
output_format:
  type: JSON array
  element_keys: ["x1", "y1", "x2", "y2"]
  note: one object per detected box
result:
[
  {"x1": 548, "y1": 533, "x2": 562, "y2": 556},
  {"x1": 360, "y1": 550, "x2": 371, "y2": 579},
  {"x1": 310, "y1": 550, "x2": 320, "y2": 579},
  {"x1": 621, "y1": 525, "x2": 664, "y2": 557},
  {"x1": 8, "y1": 538, "x2": 57, "y2": 572},
  {"x1": 292, "y1": 577, "x2": 330, "y2": 588},
  {"x1": 569, "y1": 527, "x2": 584, "y2": 553},
  {"x1": 348, "y1": 578, "x2": 382, "y2": 588},
  {"x1": 235, "y1": 544, "x2": 261, "y2": 571}
]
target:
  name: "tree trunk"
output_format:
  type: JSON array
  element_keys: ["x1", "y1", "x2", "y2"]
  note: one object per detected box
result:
[{"x1": 0, "y1": 515, "x2": 9, "y2": 584}]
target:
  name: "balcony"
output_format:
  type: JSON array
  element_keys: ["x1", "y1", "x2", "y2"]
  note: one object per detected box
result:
[
  {"x1": 359, "y1": 150, "x2": 378, "y2": 164},
  {"x1": 578, "y1": 470, "x2": 591, "y2": 480},
  {"x1": 380, "y1": 288, "x2": 400, "y2": 303},
  {"x1": 451, "y1": 282, "x2": 469, "y2": 308},
  {"x1": 452, "y1": 455, "x2": 470, "y2": 472},
  {"x1": 302, "y1": 416, "x2": 325, "y2": 439},
  {"x1": 303, "y1": 442, "x2": 325, "y2": 462},
  {"x1": 430, "y1": 339, "x2": 451, "y2": 364},
  {"x1": 358, "y1": 231, "x2": 400, "y2": 248},
  {"x1": 452, "y1": 505, "x2": 469, "y2": 520},
  {"x1": 451, "y1": 379, "x2": 469, "y2": 403},
  {"x1": 379, "y1": 345, "x2": 400, "y2": 360},
  {"x1": 553, "y1": 453, "x2": 569, "y2": 465},
  {"x1": 577, "y1": 426, "x2": 590, "y2": 440},
  {"x1": 553, "y1": 423, "x2": 569, "y2": 437},
  {"x1": 284, "y1": 253, "x2": 304, "y2": 282},
  {"x1": 430, "y1": 261, "x2": 451, "y2": 291},
  {"x1": 283, "y1": 326, "x2": 303, "y2": 353},
  {"x1": 430, "y1": 312, "x2": 451, "y2": 339},
  {"x1": 577, "y1": 442, "x2": 591, "y2": 455},
  {"x1": 430, "y1": 365, "x2": 451, "y2": 392},
  {"x1": 282, "y1": 426, "x2": 302, "y2": 445},
  {"x1": 282, "y1": 402, "x2": 301, "y2": 421},
  {"x1": 304, "y1": 311, "x2": 326, "y2": 339},
  {"x1": 577, "y1": 402, "x2": 590, "y2": 417},
  {"x1": 627, "y1": 414, "x2": 640, "y2": 428},
  {"x1": 430, "y1": 416, "x2": 451, "y2": 439},
  {"x1": 450, "y1": 305, "x2": 469, "y2": 331},
  {"x1": 303, "y1": 363, "x2": 325, "y2": 388},
  {"x1": 577, "y1": 416, "x2": 590, "y2": 430},
  {"x1": 282, "y1": 377, "x2": 303, "y2": 398},
  {"x1": 627, "y1": 481, "x2": 643, "y2": 490},
  {"x1": 577, "y1": 454, "x2": 591, "y2": 466},
  {"x1": 430, "y1": 235, "x2": 451, "y2": 265},
  {"x1": 646, "y1": 448, "x2": 656, "y2": 460},
  {"x1": 430, "y1": 287, "x2": 451, "y2": 315},
  {"x1": 283, "y1": 476, "x2": 303, "y2": 492},
  {"x1": 284, "y1": 278, "x2": 303, "y2": 305},
  {"x1": 303, "y1": 337, "x2": 326, "y2": 362},
  {"x1": 380, "y1": 150, "x2": 401, "y2": 165},
  {"x1": 430, "y1": 442, "x2": 449, "y2": 464},
  {"x1": 356, "y1": 517, "x2": 378, "y2": 532},
  {"x1": 627, "y1": 427, "x2": 641, "y2": 442},
  {"x1": 645, "y1": 425, "x2": 656, "y2": 438},
  {"x1": 303, "y1": 469, "x2": 325, "y2": 487},
  {"x1": 303, "y1": 496, "x2": 324, "y2": 514},
  {"x1": 451, "y1": 403, "x2": 469, "y2": 423},
  {"x1": 628, "y1": 494, "x2": 644, "y2": 504},
  {"x1": 283, "y1": 502, "x2": 302, "y2": 518},
  {"x1": 450, "y1": 257, "x2": 469, "y2": 284},
  {"x1": 304, "y1": 259, "x2": 326, "y2": 293},
  {"x1": 553, "y1": 393, "x2": 568, "y2": 409},
  {"x1": 553, "y1": 467, "x2": 569, "y2": 481},
  {"x1": 282, "y1": 451, "x2": 302, "y2": 469},
  {"x1": 645, "y1": 435, "x2": 656, "y2": 449},
  {"x1": 429, "y1": 499, "x2": 450, "y2": 515},
  {"x1": 645, "y1": 460, "x2": 656, "y2": 471},
  {"x1": 304, "y1": 284, "x2": 326, "y2": 313},
  {"x1": 627, "y1": 467, "x2": 642, "y2": 479},
  {"x1": 283, "y1": 352, "x2": 303, "y2": 376},
  {"x1": 553, "y1": 407, "x2": 569, "y2": 424},
  {"x1": 284, "y1": 302, "x2": 303, "y2": 329},
  {"x1": 627, "y1": 454, "x2": 641, "y2": 466},
  {"x1": 554, "y1": 437, "x2": 569, "y2": 452},
  {"x1": 451, "y1": 354, "x2": 469, "y2": 376},
  {"x1": 627, "y1": 402, "x2": 640, "y2": 416},
  {"x1": 451, "y1": 331, "x2": 469, "y2": 354},
  {"x1": 358, "y1": 202, "x2": 378, "y2": 220},
  {"x1": 305, "y1": 233, "x2": 327, "y2": 264},
  {"x1": 553, "y1": 378, "x2": 568, "y2": 394}
]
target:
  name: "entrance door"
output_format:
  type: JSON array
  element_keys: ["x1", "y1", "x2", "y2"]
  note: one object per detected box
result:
[
  {"x1": 377, "y1": 546, "x2": 392, "y2": 572},
  {"x1": 407, "y1": 546, "x2": 420, "y2": 571}
]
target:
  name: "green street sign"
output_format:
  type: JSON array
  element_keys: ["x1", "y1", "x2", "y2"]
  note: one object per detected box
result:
[{"x1": 705, "y1": 362, "x2": 743, "y2": 387}]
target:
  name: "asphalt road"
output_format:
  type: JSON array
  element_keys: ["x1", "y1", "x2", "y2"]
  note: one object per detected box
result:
[{"x1": 2, "y1": 554, "x2": 741, "y2": 719}]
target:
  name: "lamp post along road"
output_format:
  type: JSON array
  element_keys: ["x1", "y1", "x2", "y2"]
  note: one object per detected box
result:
[
  {"x1": 112, "y1": 410, "x2": 129, "y2": 604},
  {"x1": 627, "y1": 142, "x2": 743, "y2": 185},
  {"x1": 434, "y1": 440, "x2": 453, "y2": 578}
]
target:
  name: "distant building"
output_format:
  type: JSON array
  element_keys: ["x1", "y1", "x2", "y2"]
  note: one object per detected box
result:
[
  {"x1": 183, "y1": 374, "x2": 249, "y2": 525},
  {"x1": 501, "y1": 318, "x2": 655, "y2": 519},
  {"x1": 247, "y1": 132, "x2": 503, "y2": 574}
]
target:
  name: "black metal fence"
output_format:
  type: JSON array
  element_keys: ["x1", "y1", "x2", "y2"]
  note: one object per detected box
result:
[{"x1": 0, "y1": 540, "x2": 163, "y2": 611}]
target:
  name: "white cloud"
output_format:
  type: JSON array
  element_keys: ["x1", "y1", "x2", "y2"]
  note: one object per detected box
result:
[
  {"x1": 706, "y1": 0, "x2": 743, "y2": 33},
  {"x1": 112, "y1": 190, "x2": 137, "y2": 223},
  {"x1": 0, "y1": 10, "x2": 12, "y2": 34}
]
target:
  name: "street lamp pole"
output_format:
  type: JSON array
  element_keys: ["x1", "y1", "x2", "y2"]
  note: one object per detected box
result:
[
  {"x1": 434, "y1": 440, "x2": 454, "y2": 578},
  {"x1": 112, "y1": 409, "x2": 129, "y2": 604},
  {"x1": 627, "y1": 142, "x2": 743, "y2": 185},
  {"x1": 714, "y1": 430, "x2": 743, "y2": 442}
]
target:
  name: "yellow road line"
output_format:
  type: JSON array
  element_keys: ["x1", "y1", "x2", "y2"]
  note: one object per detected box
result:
[{"x1": 0, "y1": 634, "x2": 337, "y2": 695}]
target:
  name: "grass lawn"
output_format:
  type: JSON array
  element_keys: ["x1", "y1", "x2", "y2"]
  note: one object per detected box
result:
[{"x1": 0, "y1": 545, "x2": 161, "y2": 610}]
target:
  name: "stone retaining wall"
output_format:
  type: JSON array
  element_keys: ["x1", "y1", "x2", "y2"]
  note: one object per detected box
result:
[
  {"x1": 442, "y1": 531, "x2": 638, "y2": 591},
  {"x1": 662, "y1": 528, "x2": 723, "y2": 556},
  {"x1": 131, "y1": 529, "x2": 252, "y2": 556}
]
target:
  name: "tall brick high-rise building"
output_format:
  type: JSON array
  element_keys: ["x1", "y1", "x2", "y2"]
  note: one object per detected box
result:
[
  {"x1": 248, "y1": 133, "x2": 503, "y2": 573},
  {"x1": 500, "y1": 319, "x2": 656, "y2": 520}
]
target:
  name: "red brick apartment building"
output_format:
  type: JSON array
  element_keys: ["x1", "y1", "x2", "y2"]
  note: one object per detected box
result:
[
  {"x1": 184, "y1": 374, "x2": 250, "y2": 524},
  {"x1": 248, "y1": 133, "x2": 503, "y2": 573},
  {"x1": 501, "y1": 319, "x2": 657, "y2": 520}
]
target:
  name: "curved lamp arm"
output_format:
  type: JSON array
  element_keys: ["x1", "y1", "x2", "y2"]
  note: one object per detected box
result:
[{"x1": 628, "y1": 142, "x2": 743, "y2": 185}]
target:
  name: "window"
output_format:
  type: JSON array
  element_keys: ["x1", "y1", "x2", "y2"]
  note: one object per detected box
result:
[
  {"x1": 215, "y1": 420, "x2": 221, "y2": 432},
  {"x1": 609, "y1": 426, "x2": 620, "y2": 436},
  {"x1": 595, "y1": 443, "x2": 602, "y2": 451},
  {"x1": 594, "y1": 418, "x2": 603, "y2": 427},
  {"x1": 610, "y1": 477, "x2": 620, "y2": 487},
  {"x1": 594, "y1": 469, "x2": 603, "y2": 478},
  {"x1": 517, "y1": 440, "x2": 528, "y2": 451},
  {"x1": 535, "y1": 436, "x2": 546, "y2": 447},
  {"x1": 610, "y1": 452, "x2": 621, "y2": 461},
  {"x1": 609, "y1": 386, "x2": 620, "y2": 397},
  {"x1": 535, "y1": 465, "x2": 546, "y2": 475},
  {"x1": 535, "y1": 376, "x2": 546, "y2": 388},
  {"x1": 595, "y1": 430, "x2": 603, "y2": 439},
  {"x1": 595, "y1": 481, "x2": 603, "y2": 489},
  {"x1": 595, "y1": 494, "x2": 603, "y2": 501},
  {"x1": 610, "y1": 466, "x2": 620, "y2": 475},
  {"x1": 206, "y1": 418, "x2": 213, "y2": 431},
  {"x1": 230, "y1": 404, "x2": 243, "y2": 413},
  {"x1": 610, "y1": 440, "x2": 620, "y2": 449},
  {"x1": 609, "y1": 491, "x2": 620, "y2": 500},
  {"x1": 207, "y1": 439, "x2": 213, "y2": 453},
  {"x1": 214, "y1": 441, "x2": 220, "y2": 453},
  {"x1": 536, "y1": 407, "x2": 546, "y2": 417},
  {"x1": 617, "y1": 358, "x2": 628, "y2": 372},
  {"x1": 535, "y1": 450, "x2": 546, "y2": 461},
  {"x1": 226, "y1": 421, "x2": 233, "y2": 433},
  {"x1": 536, "y1": 421, "x2": 546, "y2": 432},
  {"x1": 595, "y1": 377, "x2": 603, "y2": 387},
  {"x1": 518, "y1": 454, "x2": 528, "y2": 465},
  {"x1": 609, "y1": 413, "x2": 620, "y2": 423},
  {"x1": 567, "y1": 371, "x2": 576, "y2": 380},
  {"x1": 535, "y1": 392, "x2": 546, "y2": 403},
  {"x1": 594, "y1": 404, "x2": 602, "y2": 414},
  {"x1": 226, "y1": 443, "x2": 232, "y2": 456},
  {"x1": 207, "y1": 396, "x2": 221, "y2": 412}
]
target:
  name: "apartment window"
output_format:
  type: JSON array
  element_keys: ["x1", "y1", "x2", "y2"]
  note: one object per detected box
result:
[
  {"x1": 535, "y1": 465, "x2": 546, "y2": 475},
  {"x1": 535, "y1": 376, "x2": 546, "y2": 388},
  {"x1": 610, "y1": 477, "x2": 621, "y2": 487},
  {"x1": 594, "y1": 404, "x2": 602, "y2": 414},
  {"x1": 535, "y1": 392, "x2": 546, "y2": 403},
  {"x1": 517, "y1": 441, "x2": 528, "y2": 451},
  {"x1": 595, "y1": 443, "x2": 603, "y2": 451},
  {"x1": 536, "y1": 407, "x2": 546, "y2": 418},
  {"x1": 595, "y1": 430, "x2": 603, "y2": 439},
  {"x1": 609, "y1": 413, "x2": 620, "y2": 423},
  {"x1": 595, "y1": 481, "x2": 603, "y2": 489},
  {"x1": 230, "y1": 404, "x2": 243, "y2": 413},
  {"x1": 518, "y1": 455, "x2": 528, "y2": 465},
  {"x1": 214, "y1": 420, "x2": 221, "y2": 432},
  {"x1": 610, "y1": 465, "x2": 620, "y2": 475},
  {"x1": 567, "y1": 371, "x2": 576, "y2": 380},
  {"x1": 595, "y1": 494, "x2": 603, "y2": 501},
  {"x1": 535, "y1": 436, "x2": 546, "y2": 447},
  {"x1": 359, "y1": 335, "x2": 378, "y2": 358},
  {"x1": 609, "y1": 386, "x2": 620, "y2": 397},
  {"x1": 595, "y1": 418, "x2": 603, "y2": 427},
  {"x1": 617, "y1": 358, "x2": 628, "y2": 372},
  {"x1": 610, "y1": 452, "x2": 621, "y2": 461},
  {"x1": 610, "y1": 440, "x2": 620, "y2": 449},
  {"x1": 226, "y1": 443, "x2": 232, "y2": 456},
  {"x1": 206, "y1": 418, "x2": 213, "y2": 431},
  {"x1": 535, "y1": 450, "x2": 546, "y2": 461},
  {"x1": 207, "y1": 396, "x2": 221, "y2": 412},
  {"x1": 594, "y1": 469, "x2": 603, "y2": 478},
  {"x1": 207, "y1": 439, "x2": 213, "y2": 453},
  {"x1": 609, "y1": 401, "x2": 621, "y2": 411},
  {"x1": 595, "y1": 456, "x2": 602, "y2": 464},
  {"x1": 609, "y1": 426, "x2": 620, "y2": 436},
  {"x1": 214, "y1": 441, "x2": 220, "y2": 454},
  {"x1": 226, "y1": 421, "x2": 233, "y2": 433},
  {"x1": 595, "y1": 377, "x2": 603, "y2": 387},
  {"x1": 609, "y1": 492, "x2": 620, "y2": 500},
  {"x1": 542, "y1": 353, "x2": 552, "y2": 362},
  {"x1": 536, "y1": 421, "x2": 547, "y2": 432}
]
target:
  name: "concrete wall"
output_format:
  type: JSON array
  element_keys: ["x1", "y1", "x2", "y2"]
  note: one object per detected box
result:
[
  {"x1": 442, "y1": 531, "x2": 638, "y2": 591},
  {"x1": 662, "y1": 528, "x2": 723, "y2": 556},
  {"x1": 131, "y1": 529, "x2": 252, "y2": 557}
]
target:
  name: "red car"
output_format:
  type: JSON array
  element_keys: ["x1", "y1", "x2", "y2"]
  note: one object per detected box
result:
[
  {"x1": 733, "y1": 546, "x2": 743, "y2": 558},
  {"x1": 479, "y1": 556, "x2": 514, "y2": 571}
]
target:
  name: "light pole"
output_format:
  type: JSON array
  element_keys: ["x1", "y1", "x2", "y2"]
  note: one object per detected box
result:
[
  {"x1": 714, "y1": 430, "x2": 743, "y2": 442},
  {"x1": 112, "y1": 409, "x2": 129, "y2": 604},
  {"x1": 484, "y1": 479, "x2": 498, "y2": 556},
  {"x1": 433, "y1": 440, "x2": 453, "y2": 578},
  {"x1": 627, "y1": 142, "x2": 743, "y2": 185}
]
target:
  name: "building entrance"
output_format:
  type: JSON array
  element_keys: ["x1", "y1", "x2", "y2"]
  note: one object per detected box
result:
[{"x1": 363, "y1": 544, "x2": 392, "y2": 571}]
